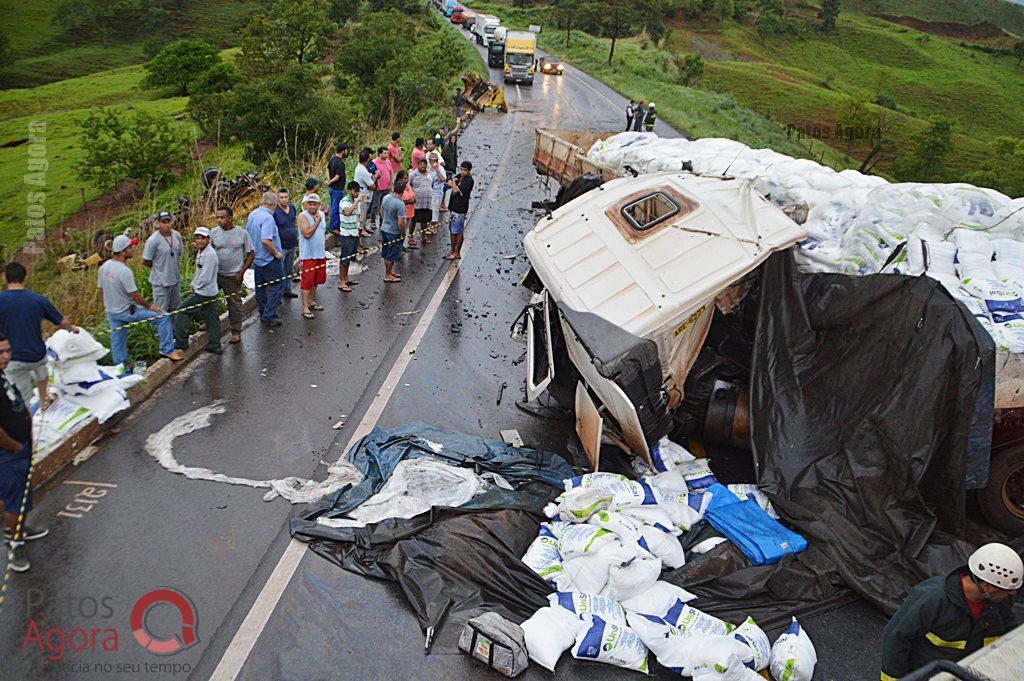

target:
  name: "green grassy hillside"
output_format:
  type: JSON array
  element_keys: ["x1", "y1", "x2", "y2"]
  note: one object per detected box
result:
[
  {"x1": 847, "y1": 0, "x2": 1024, "y2": 36},
  {"x1": 0, "y1": 0, "x2": 263, "y2": 88},
  {"x1": 676, "y1": 10, "x2": 1024, "y2": 185},
  {"x1": 0, "y1": 65, "x2": 193, "y2": 256}
]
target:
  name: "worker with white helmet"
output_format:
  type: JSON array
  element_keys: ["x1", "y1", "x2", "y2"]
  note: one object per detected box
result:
[
  {"x1": 644, "y1": 102, "x2": 657, "y2": 132},
  {"x1": 880, "y1": 542, "x2": 1021, "y2": 679}
]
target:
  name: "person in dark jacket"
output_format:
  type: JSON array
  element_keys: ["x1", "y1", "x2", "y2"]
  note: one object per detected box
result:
[
  {"x1": 273, "y1": 188, "x2": 298, "y2": 298},
  {"x1": 625, "y1": 100, "x2": 636, "y2": 131},
  {"x1": 880, "y1": 543, "x2": 1021, "y2": 680},
  {"x1": 632, "y1": 99, "x2": 646, "y2": 132}
]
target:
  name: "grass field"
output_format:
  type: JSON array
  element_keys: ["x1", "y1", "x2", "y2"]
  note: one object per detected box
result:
[
  {"x1": 0, "y1": 0, "x2": 262, "y2": 88},
  {"x1": 0, "y1": 64, "x2": 193, "y2": 257},
  {"x1": 674, "y1": 10, "x2": 1024, "y2": 185},
  {"x1": 847, "y1": 0, "x2": 1024, "y2": 36}
]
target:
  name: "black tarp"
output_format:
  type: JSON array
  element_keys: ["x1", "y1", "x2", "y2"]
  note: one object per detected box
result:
[
  {"x1": 294, "y1": 506, "x2": 553, "y2": 652},
  {"x1": 750, "y1": 252, "x2": 994, "y2": 614},
  {"x1": 291, "y1": 252, "x2": 998, "y2": 647},
  {"x1": 290, "y1": 423, "x2": 572, "y2": 651}
]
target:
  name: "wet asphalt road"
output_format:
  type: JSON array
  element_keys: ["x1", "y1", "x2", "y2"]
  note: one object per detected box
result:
[{"x1": 0, "y1": 27, "x2": 885, "y2": 681}]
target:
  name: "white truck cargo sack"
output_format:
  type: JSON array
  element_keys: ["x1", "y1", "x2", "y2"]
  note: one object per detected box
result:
[
  {"x1": 521, "y1": 606, "x2": 586, "y2": 672},
  {"x1": 549, "y1": 591, "x2": 627, "y2": 625},
  {"x1": 571, "y1": 615, "x2": 649, "y2": 673},
  {"x1": 619, "y1": 580, "x2": 697, "y2": 618},
  {"x1": 732, "y1": 616, "x2": 771, "y2": 671},
  {"x1": 769, "y1": 618, "x2": 817, "y2": 681}
]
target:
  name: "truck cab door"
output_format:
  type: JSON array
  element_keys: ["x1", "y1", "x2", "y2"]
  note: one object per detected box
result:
[{"x1": 525, "y1": 291, "x2": 555, "y2": 401}]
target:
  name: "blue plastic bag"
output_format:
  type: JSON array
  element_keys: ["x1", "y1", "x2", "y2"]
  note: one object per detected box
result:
[{"x1": 704, "y1": 483, "x2": 806, "y2": 565}]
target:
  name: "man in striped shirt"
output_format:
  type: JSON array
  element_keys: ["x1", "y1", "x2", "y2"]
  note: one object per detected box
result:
[{"x1": 337, "y1": 181, "x2": 364, "y2": 293}]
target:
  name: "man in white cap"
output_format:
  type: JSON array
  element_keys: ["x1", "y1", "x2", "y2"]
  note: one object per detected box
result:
[
  {"x1": 173, "y1": 227, "x2": 222, "y2": 354},
  {"x1": 98, "y1": 235, "x2": 183, "y2": 365},
  {"x1": 142, "y1": 210, "x2": 184, "y2": 313},
  {"x1": 881, "y1": 542, "x2": 1021, "y2": 679}
]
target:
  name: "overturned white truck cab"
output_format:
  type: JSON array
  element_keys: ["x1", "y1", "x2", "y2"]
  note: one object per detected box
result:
[
  {"x1": 520, "y1": 171, "x2": 804, "y2": 469},
  {"x1": 520, "y1": 128, "x2": 1024, "y2": 535}
]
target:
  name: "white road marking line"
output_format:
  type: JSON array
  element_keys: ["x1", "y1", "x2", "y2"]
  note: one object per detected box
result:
[
  {"x1": 209, "y1": 111, "x2": 521, "y2": 681},
  {"x1": 568, "y1": 69, "x2": 622, "y2": 110}
]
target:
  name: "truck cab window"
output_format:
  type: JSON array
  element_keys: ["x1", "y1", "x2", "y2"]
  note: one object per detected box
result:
[{"x1": 622, "y1": 192, "x2": 680, "y2": 231}]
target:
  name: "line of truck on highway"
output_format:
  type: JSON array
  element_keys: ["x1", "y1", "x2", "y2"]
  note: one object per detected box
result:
[{"x1": 436, "y1": 0, "x2": 557, "y2": 84}]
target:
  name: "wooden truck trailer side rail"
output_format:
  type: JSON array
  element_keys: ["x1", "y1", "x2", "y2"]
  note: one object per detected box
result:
[{"x1": 533, "y1": 129, "x2": 621, "y2": 186}]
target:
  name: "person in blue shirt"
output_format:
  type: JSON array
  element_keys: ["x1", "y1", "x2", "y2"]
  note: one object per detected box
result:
[
  {"x1": 273, "y1": 188, "x2": 299, "y2": 299},
  {"x1": 245, "y1": 192, "x2": 286, "y2": 327},
  {"x1": 0, "y1": 261, "x2": 78, "y2": 409}
]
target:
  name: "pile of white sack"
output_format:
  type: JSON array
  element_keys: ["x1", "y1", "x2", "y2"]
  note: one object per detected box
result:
[
  {"x1": 35, "y1": 329, "x2": 144, "y2": 449},
  {"x1": 519, "y1": 439, "x2": 812, "y2": 678},
  {"x1": 586, "y1": 133, "x2": 1024, "y2": 355}
]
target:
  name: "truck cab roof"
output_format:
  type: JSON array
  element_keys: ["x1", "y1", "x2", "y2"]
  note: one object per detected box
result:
[{"x1": 523, "y1": 172, "x2": 805, "y2": 337}]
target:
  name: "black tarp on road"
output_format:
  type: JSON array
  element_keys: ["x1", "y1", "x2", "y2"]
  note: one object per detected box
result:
[
  {"x1": 290, "y1": 423, "x2": 572, "y2": 651},
  {"x1": 750, "y1": 252, "x2": 993, "y2": 614}
]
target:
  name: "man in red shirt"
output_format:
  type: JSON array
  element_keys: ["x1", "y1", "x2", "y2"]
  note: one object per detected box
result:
[{"x1": 387, "y1": 132, "x2": 403, "y2": 177}]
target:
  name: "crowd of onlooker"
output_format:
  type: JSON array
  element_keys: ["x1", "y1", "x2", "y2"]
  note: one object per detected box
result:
[{"x1": 0, "y1": 124, "x2": 476, "y2": 572}]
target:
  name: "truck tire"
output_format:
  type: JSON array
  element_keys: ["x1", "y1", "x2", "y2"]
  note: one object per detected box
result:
[{"x1": 977, "y1": 444, "x2": 1024, "y2": 534}]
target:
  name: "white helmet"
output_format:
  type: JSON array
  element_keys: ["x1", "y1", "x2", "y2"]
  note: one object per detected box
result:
[
  {"x1": 969, "y1": 543, "x2": 1023, "y2": 590},
  {"x1": 649, "y1": 102, "x2": 656, "y2": 108}
]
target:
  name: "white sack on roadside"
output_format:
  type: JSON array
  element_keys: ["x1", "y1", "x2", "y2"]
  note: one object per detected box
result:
[
  {"x1": 619, "y1": 580, "x2": 697, "y2": 618},
  {"x1": 571, "y1": 615, "x2": 649, "y2": 673},
  {"x1": 769, "y1": 618, "x2": 817, "y2": 681},
  {"x1": 521, "y1": 606, "x2": 586, "y2": 672},
  {"x1": 549, "y1": 591, "x2": 628, "y2": 625}
]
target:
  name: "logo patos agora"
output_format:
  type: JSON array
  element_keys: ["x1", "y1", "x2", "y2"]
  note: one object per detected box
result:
[
  {"x1": 130, "y1": 588, "x2": 199, "y2": 655},
  {"x1": 21, "y1": 587, "x2": 199, "y2": 663}
]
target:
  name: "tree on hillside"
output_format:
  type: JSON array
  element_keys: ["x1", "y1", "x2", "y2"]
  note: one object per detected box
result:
[
  {"x1": 190, "y1": 65, "x2": 349, "y2": 162},
  {"x1": 238, "y1": 0, "x2": 336, "y2": 76},
  {"x1": 1014, "y1": 40, "x2": 1024, "y2": 65},
  {"x1": 674, "y1": 53, "x2": 704, "y2": 86},
  {"x1": 713, "y1": 0, "x2": 735, "y2": 22},
  {"x1": 329, "y1": 0, "x2": 359, "y2": 23},
  {"x1": 965, "y1": 137, "x2": 1024, "y2": 197},
  {"x1": 191, "y1": 62, "x2": 242, "y2": 95},
  {"x1": 551, "y1": 0, "x2": 600, "y2": 47},
  {"x1": 333, "y1": 11, "x2": 409, "y2": 86},
  {"x1": 143, "y1": 40, "x2": 220, "y2": 96},
  {"x1": 594, "y1": 0, "x2": 663, "y2": 65},
  {"x1": 77, "y1": 108, "x2": 186, "y2": 191},
  {"x1": 892, "y1": 116, "x2": 954, "y2": 183},
  {"x1": 837, "y1": 93, "x2": 894, "y2": 173},
  {"x1": 0, "y1": 31, "x2": 12, "y2": 68},
  {"x1": 818, "y1": 0, "x2": 840, "y2": 32},
  {"x1": 755, "y1": 0, "x2": 798, "y2": 37}
]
